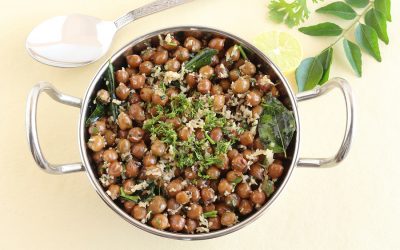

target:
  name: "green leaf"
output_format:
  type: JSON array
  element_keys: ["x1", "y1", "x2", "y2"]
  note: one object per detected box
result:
[
  {"x1": 345, "y1": 0, "x2": 369, "y2": 8},
  {"x1": 119, "y1": 187, "x2": 140, "y2": 202},
  {"x1": 105, "y1": 61, "x2": 118, "y2": 121},
  {"x1": 365, "y1": 9, "x2": 389, "y2": 44},
  {"x1": 299, "y1": 22, "x2": 343, "y2": 36},
  {"x1": 203, "y1": 210, "x2": 218, "y2": 218},
  {"x1": 374, "y1": 0, "x2": 391, "y2": 21},
  {"x1": 268, "y1": 0, "x2": 310, "y2": 27},
  {"x1": 261, "y1": 179, "x2": 275, "y2": 197},
  {"x1": 184, "y1": 48, "x2": 218, "y2": 72},
  {"x1": 295, "y1": 57, "x2": 323, "y2": 91},
  {"x1": 85, "y1": 103, "x2": 105, "y2": 127},
  {"x1": 258, "y1": 94, "x2": 296, "y2": 157},
  {"x1": 316, "y1": 47, "x2": 333, "y2": 84},
  {"x1": 355, "y1": 24, "x2": 382, "y2": 62},
  {"x1": 343, "y1": 39, "x2": 362, "y2": 76},
  {"x1": 316, "y1": 2, "x2": 357, "y2": 20}
]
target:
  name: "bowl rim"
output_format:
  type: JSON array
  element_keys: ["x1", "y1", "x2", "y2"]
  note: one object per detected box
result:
[{"x1": 78, "y1": 25, "x2": 301, "y2": 240}]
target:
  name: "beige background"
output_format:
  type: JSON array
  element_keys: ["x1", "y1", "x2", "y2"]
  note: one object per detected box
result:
[{"x1": 1, "y1": 0, "x2": 399, "y2": 249}]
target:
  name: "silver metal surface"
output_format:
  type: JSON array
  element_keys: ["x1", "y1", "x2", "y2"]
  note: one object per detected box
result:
[
  {"x1": 78, "y1": 26, "x2": 301, "y2": 240},
  {"x1": 114, "y1": 0, "x2": 194, "y2": 29},
  {"x1": 296, "y1": 78, "x2": 355, "y2": 167},
  {"x1": 26, "y1": 82, "x2": 85, "y2": 174},
  {"x1": 26, "y1": 26, "x2": 355, "y2": 240}
]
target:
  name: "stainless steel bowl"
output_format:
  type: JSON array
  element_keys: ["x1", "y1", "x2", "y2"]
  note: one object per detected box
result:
[{"x1": 26, "y1": 26, "x2": 355, "y2": 240}]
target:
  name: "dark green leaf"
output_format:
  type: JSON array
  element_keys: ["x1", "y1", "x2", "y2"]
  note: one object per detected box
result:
[
  {"x1": 85, "y1": 103, "x2": 105, "y2": 127},
  {"x1": 365, "y1": 9, "x2": 389, "y2": 44},
  {"x1": 343, "y1": 39, "x2": 362, "y2": 76},
  {"x1": 105, "y1": 61, "x2": 118, "y2": 121},
  {"x1": 299, "y1": 22, "x2": 343, "y2": 36},
  {"x1": 316, "y1": 47, "x2": 334, "y2": 84},
  {"x1": 355, "y1": 24, "x2": 381, "y2": 62},
  {"x1": 258, "y1": 94, "x2": 296, "y2": 157},
  {"x1": 316, "y1": 2, "x2": 357, "y2": 20},
  {"x1": 119, "y1": 187, "x2": 140, "y2": 202},
  {"x1": 203, "y1": 210, "x2": 218, "y2": 218},
  {"x1": 345, "y1": 0, "x2": 369, "y2": 8},
  {"x1": 374, "y1": 0, "x2": 391, "y2": 21},
  {"x1": 295, "y1": 57, "x2": 323, "y2": 91},
  {"x1": 184, "y1": 48, "x2": 218, "y2": 72},
  {"x1": 261, "y1": 179, "x2": 275, "y2": 197}
]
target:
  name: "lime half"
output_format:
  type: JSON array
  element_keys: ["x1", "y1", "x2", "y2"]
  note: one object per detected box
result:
[{"x1": 253, "y1": 31, "x2": 302, "y2": 74}]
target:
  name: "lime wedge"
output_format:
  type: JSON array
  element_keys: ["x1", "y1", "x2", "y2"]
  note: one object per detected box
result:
[{"x1": 253, "y1": 31, "x2": 303, "y2": 74}]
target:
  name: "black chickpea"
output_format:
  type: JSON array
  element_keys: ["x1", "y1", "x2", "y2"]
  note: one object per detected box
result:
[
  {"x1": 206, "y1": 166, "x2": 221, "y2": 180},
  {"x1": 115, "y1": 69, "x2": 129, "y2": 83},
  {"x1": 148, "y1": 196, "x2": 167, "y2": 214},
  {"x1": 218, "y1": 179, "x2": 233, "y2": 195},
  {"x1": 210, "y1": 127, "x2": 223, "y2": 142},
  {"x1": 246, "y1": 90, "x2": 262, "y2": 107},
  {"x1": 201, "y1": 187, "x2": 215, "y2": 204},
  {"x1": 213, "y1": 94, "x2": 225, "y2": 111},
  {"x1": 174, "y1": 46, "x2": 190, "y2": 62},
  {"x1": 89, "y1": 120, "x2": 106, "y2": 135},
  {"x1": 151, "y1": 140, "x2": 166, "y2": 156},
  {"x1": 107, "y1": 184, "x2": 120, "y2": 200},
  {"x1": 197, "y1": 78, "x2": 211, "y2": 94},
  {"x1": 208, "y1": 38, "x2": 225, "y2": 51},
  {"x1": 231, "y1": 155, "x2": 248, "y2": 173},
  {"x1": 229, "y1": 68, "x2": 241, "y2": 81},
  {"x1": 187, "y1": 203, "x2": 203, "y2": 220},
  {"x1": 239, "y1": 131, "x2": 254, "y2": 146},
  {"x1": 232, "y1": 77, "x2": 250, "y2": 94},
  {"x1": 109, "y1": 162, "x2": 123, "y2": 177},
  {"x1": 117, "y1": 139, "x2": 131, "y2": 154},
  {"x1": 250, "y1": 190, "x2": 266, "y2": 205},
  {"x1": 124, "y1": 201, "x2": 135, "y2": 213},
  {"x1": 178, "y1": 126, "x2": 192, "y2": 141},
  {"x1": 132, "y1": 205, "x2": 147, "y2": 220},
  {"x1": 117, "y1": 112, "x2": 132, "y2": 130},
  {"x1": 96, "y1": 89, "x2": 110, "y2": 104},
  {"x1": 103, "y1": 148, "x2": 118, "y2": 162},
  {"x1": 126, "y1": 54, "x2": 142, "y2": 68},
  {"x1": 221, "y1": 211, "x2": 237, "y2": 226},
  {"x1": 176, "y1": 191, "x2": 190, "y2": 205},
  {"x1": 140, "y1": 87, "x2": 153, "y2": 102},
  {"x1": 125, "y1": 160, "x2": 140, "y2": 178},
  {"x1": 151, "y1": 214, "x2": 169, "y2": 230},
  {"x1": 129, "y1": 74, "x2": 145, "y2": 89},
  {"x1": 185, "y1": 73, "x2": 197, "y2": 88},
  {"x1": 240, "y1": 61, "x2": 256, "y2": 76},
  {"x1": 199, "y1": 65, "x2": 214, "y2": 79},
  {"x1": 131, "y1": 141, "x2": 147, "y2": 159},
  {"x1": 143, "y1": 153, "x2": 157, "y2": 167},
  {"x1": 250, "y1": 163, "x2": 264, "y2": 180},
  {"x1": 211, "y1": 84, "x2": 224, "y2": 95},
  {"x1": 128, "y1": 103, "x2": 146, "y2": 122},
  {"x1": 169, "y1": 214, "x2": 185, "y2": 232},
  {"x1": 116, "y1": 83, "x2": 130, "y2": 100},
  {"x1": 88, "y1": 135, "x2": 105, "y2": 152},
  {"x1": 165, "y1": 58, "x2": 181, "y2": 72},
  {"x1": 184, "y1": 36, "x2": 202, "y2": 52},
  {"x1": 236, "y1": 182, "x2": 251, "y2": 199},
  {"x1": 122, "y1": 179, "x2": 135, "y2": 194},
  {"x1": 128, "y1": 127, "x2": 144, "y2": 143},
  {"x1": 186, "y1": 185, "x2": 200, "y2": 202},
  {"x1": 153, "y1": 50, "x2": 168, "y2": 65},
  {"x1": 139, "y1": 61, "x2": 154, "y2": 75},
  {"x1": 238, "y1": 199, "x2": 253, "y2": 215},
  {"x1": 268, "y1": 161, "x2": 284, "y2": 179}
]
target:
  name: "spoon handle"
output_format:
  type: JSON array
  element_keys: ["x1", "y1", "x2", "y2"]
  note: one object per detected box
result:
[{"x1": 114, "y1": 0, "x2": 194, "y2": 29}]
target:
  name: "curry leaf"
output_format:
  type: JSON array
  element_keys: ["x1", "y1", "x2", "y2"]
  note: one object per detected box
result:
[
  {"x1": 316, "y1": 2, "x2": 357, "y2": 20},
  {"x1": 374, "y1": 0, "x2": 391, "y2": 21},
  {"x1": 343, "y1": 39, "x2": 362, "y2": 76},
  {"x1": 295, "y1": 57, "x2": 323, "y2": 91},
  {"x1": 258, "y1": 94, "x2": 296, "y2": 157},
  {"x1": 105, "y1": 61, "x2": 118, "y2": 121},
  {"x1": 119, "y1": 187, "x2": 140, "y2": 202},
  {"x1": 203, "y1": 211, "x2": 218, "y2": 218},
  {"x1": 85, "y1": 103, "x2": 105, "y2": 127},
  {"x1": 299, "y1": 22, "x2": 343, "y2": 36},
  {"x1": 316, "y1": 47, "x2": 334, "y2": 84},
  {"x1": 355, "y1": 24, "x2": 381, "y2": 62},
  {"x1": 345, "y1": 0, "x2": 369, "y2": 8},
  {"x1": 365, "y1": 9, "x2": 389, "y2": 44},
  {"x1": 185, "y1": 48, "x2": 218, "y2": 72}
]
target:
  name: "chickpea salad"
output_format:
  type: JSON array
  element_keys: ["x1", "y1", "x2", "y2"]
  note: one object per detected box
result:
[{"x1": 86, "y1": 31, "x2": 296, "y2": 234}]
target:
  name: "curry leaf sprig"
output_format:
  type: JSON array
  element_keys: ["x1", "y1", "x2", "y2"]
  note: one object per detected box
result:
[
  {"x1": 295, "y1": 0, "x2": 391, "y2": 91},
  {"x1": 268, "y1": 0, "x2": 324, "y2": 27}
]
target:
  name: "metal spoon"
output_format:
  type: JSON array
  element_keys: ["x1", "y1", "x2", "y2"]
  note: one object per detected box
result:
[{"x1": 26, "y1": 0, "x2": 193, "y2": 68}]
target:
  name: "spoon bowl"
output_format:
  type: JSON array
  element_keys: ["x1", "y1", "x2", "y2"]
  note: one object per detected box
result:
[
  {"x1": 26, "y1": 14, "x2": 116, "y2": 67},
  {"x1": 26, "y1": 0, "x2": 193, "y2": 67}
]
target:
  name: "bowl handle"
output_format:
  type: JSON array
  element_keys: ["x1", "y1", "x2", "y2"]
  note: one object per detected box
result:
[
  {"x1": 296, "y1": 77, "x2": 355, "y2": 168},
  {"x1": 26, "y1": 82, "x2": 85, "y2": 174}
]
